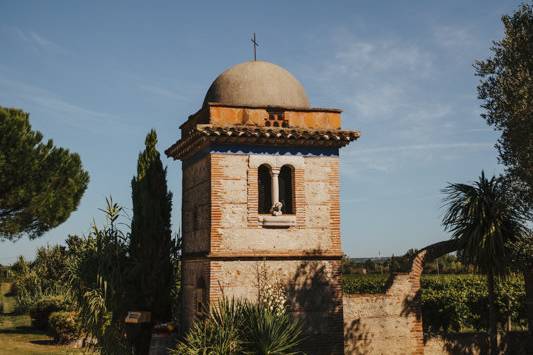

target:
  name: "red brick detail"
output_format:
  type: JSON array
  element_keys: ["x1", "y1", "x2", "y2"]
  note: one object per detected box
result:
[
  {"x1": 210, "y1": 154, "x2": 223, "y2": 254},
  {"x1": 208, "y1": 252, "x2": 343, "y2": 260},
  {"x1": 247, "y1": 167, "x2": 259, "y2": 228},
  {"x1": 208, "y1": 261, "x2": 223, "y2": 305},
  {"x1": 408, "y1": 250, "x2": 427, "y2": 355},
  {"x1": 328, "y1": 159, "x2": 342, "y2": 253},
  {"x1": 343, "y1": 250, "x2": 428, "y2": 354},
  {"x1": 294, "y1": 168, "x2": 306, "y2": 228}
]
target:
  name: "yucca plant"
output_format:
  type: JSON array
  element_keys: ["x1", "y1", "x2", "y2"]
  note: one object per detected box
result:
[
  {"x1": 172, "y1": 298, "x2": 243, "y2": 355},
  {"x1": 240, "y1": 302, "x2": 304, "y2": 355},
  {"x1": 173, "y1": 298, "x2": 305, "y2": 355}
]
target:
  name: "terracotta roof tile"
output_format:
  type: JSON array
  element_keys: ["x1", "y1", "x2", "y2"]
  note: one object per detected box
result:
[{"x1": 165, "y1": 124, "x2": 360, "y2": 160}]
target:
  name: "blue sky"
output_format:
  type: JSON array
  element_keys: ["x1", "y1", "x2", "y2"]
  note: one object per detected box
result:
[{"x1": 0, "y1": 1, "x2": 521, "y2": 263}]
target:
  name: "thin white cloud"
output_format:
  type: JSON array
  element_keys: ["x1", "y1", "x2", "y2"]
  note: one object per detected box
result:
[
  {"x1": 315, "y1": 33, "x2": 433, "y2": 86},
  {"x1": 311, "y1": 32, "x2": 441, "y2": 131},
  {"x1": 334, "y1": 40, "x2": 432, "y2": 76},
  {"x1": 30, "y1": 95, "x2": 115, "y2": 121},
  {"x1": 0, "y1": 78, "x2": 132, "y2": 131},
  {"x1": 433, "y1": 25, "x2": 476, "y2": 49},
  {"x1": 342, "y1": 83, "x2": 405, "y2": 118},
  {"x1": 350, "y1": 142, "x2": 493, "y2": 155},
  {"x1": 308, "y1": 29, "x2": 491, "y2": 153},
  {"x1": 138, "y1": 84, "x2": 190, "y2": 102},
  {"x1": 341, "y1": 142, "x2": 494, "y2": 176},
  {"x1": 465, "y1": 127, "x2": 493, "y2": 133},
  {"x1": 7, "y1": 26, "x2": 70, "y2": 55}
]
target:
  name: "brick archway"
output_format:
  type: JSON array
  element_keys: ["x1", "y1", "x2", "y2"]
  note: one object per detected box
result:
[
  {"x1": 343, "y1": 239, "x2": 461, "y2": 354},
  {"x1": 408, "y1": 239, "x2": 462, "y2": 354}
]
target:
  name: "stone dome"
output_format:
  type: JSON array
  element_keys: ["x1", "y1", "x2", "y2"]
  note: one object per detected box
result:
[{"x1": 203, "y1": 61, "x2": 310, "y2": 109}]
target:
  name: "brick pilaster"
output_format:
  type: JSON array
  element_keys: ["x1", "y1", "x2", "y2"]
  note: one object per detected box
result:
[
  {"x1": 210, "y1": 154, "x2": 222, "y2": 254},
  {"x1": 294, "y1": 167, "x2": 306, "y2": 228},
  {"x1": 328, "y1": 159, "x2": 341, "y2": 253}
]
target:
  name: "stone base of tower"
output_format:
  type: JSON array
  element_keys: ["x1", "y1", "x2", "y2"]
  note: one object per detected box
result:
[
  {"x1": 180, "y1": 258, "x2": 210, "y2": 332},
  {"x1": 181, "y1": 257, "x2": 344, "y2": 354}
]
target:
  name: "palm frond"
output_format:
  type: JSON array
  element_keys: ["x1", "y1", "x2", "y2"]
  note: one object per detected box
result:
[{"x1": 442, "y1": 171, "x2": 528, "y2": 275}]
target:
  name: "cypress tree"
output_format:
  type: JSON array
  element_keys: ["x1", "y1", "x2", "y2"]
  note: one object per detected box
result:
[{"x1": 129, "y1": 130, "x2": 173, "y2": 323}]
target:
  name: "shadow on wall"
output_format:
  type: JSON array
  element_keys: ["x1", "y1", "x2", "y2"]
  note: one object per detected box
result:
[
  {"x1": 342, "y1": 240, "x2": 462, "y2": 354},
  {"x1": 344, "y1": 318, "x2": 373, "y2": 355},
  {"x1": 286, "y1": 259, "x2": 344, "y2": 355}
]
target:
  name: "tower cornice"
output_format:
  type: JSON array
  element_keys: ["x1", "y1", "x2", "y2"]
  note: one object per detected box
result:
[{"x1": 165, "y1": 124, "x2": 360, "y2": 160}]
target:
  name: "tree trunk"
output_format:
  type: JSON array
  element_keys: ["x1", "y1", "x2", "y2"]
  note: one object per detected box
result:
[
  {"x1": 525, "y1": 266, "x2": 533, "y2": 355},
  {"x1": 488, "y1": 269, "x2": 498, "y2": 355}
]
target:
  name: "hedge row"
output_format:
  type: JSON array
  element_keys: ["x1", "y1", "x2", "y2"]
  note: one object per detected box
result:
[
  {"x1": 342, "y1": 274, "x2": 527, "y2": 332},
  {"x1": 342, "y1": 274, "x2": 389, "y2": 294}
]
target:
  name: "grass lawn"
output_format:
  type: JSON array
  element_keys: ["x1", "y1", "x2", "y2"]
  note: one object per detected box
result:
[{"x1": 0, "y1": 283, "x2": 88, "y2": 355}]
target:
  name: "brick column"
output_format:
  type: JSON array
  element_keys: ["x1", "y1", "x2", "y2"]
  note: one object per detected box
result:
[{"x1": 409, "y1": 250, "x2": 427, "y2": 355}]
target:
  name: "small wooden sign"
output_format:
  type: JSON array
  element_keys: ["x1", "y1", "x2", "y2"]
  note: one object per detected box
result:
[{"x1": 125, "y1": 311, "x2": 151, "y2": 324}]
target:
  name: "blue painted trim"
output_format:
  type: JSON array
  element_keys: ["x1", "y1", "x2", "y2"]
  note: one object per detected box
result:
[{"x1": 209, "y1": 144, "x2": 339, "y2": 157}]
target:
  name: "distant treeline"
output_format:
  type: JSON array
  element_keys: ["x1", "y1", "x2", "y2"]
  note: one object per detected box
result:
[{"x1": 343, "y1": 249, "x2": 471, "y2": 275}]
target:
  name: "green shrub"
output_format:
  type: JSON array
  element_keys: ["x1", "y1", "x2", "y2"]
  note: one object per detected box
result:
[
  {"x1": 240, "y1": 301, "x2": 304, "y2": 354},
  {"x1": 48, "y1": 311, "x2": 81, "y2": 343},
  {"x1": 420, "y1": 275, "x2": 482, "y2": 332},
  {"x1": 173, "y1": 299, "x2": 242, "y2": 354},
  {"x1": 11, "y1": 247, "x2": 70, "y2": 314},
  {"x1": 420, "y1": 274, "x2": 527, "y2": 332},
  {"x1": 172, "y1": 298, "x2": 304, "y2": 355},
  {"x1": 342, "y1": 274, "x2": 388, "y2": 294},
  {"x1": 29, "y1": 295, "x2": 69, "y2": 330}
]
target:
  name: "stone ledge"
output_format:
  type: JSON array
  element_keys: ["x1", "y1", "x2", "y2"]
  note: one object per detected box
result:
[{"x1": 258, "y1": 214, "x2": 296, "y2": 228}]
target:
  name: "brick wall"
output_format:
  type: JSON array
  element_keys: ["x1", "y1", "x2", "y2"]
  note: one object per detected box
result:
[
  {"x1": 180, "y1": 259, "x2": 209, "y2": 331},
  {"x1": 181, "y1": 150, "x2": 345, "y2": 353},
  {"x1": 210, "y1": 153, "x2": 341, "y2": 255},
  {"x1": 182, "y1": 155, "x2": 210, "y2": 254},
  {"x1": 207, "y1": 152, "x2": 344, "y2": 354},
  {"x1": 210, "y1": 259, "x2": 344, "y2": 355},
  {"x1": 343, "y1": 251, "x2": 426, "y2": 354}
]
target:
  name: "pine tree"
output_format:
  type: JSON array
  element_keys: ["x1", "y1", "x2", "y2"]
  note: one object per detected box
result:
[
  {"x1": 0, "y1": 106, "x2": 89, "y2": 240},
  {"x1": 129, "y1": 130, "x2": 173, "y2": 323}
]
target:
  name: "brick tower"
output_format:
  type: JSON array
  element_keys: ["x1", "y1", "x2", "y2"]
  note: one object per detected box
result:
[{"x1": 166, "y1": 61, "x2": 359, "y2": 354}]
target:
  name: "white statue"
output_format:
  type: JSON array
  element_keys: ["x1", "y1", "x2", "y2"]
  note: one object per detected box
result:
[{"x1": 270, "y1": 201, "x2": 283, "y2": 216}]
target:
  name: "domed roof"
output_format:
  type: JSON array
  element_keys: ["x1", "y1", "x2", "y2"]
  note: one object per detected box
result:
[{"x1": 203, "y1": 61, "x2": 310, "y2": 109}]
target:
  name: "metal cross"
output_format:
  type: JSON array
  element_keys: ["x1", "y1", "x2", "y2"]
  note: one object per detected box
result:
[{"x1": 251, "y1": 33, "x2": 259, "y2": 61}]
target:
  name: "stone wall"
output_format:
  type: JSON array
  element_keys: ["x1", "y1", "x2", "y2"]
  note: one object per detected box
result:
[
  {"x1": 182, "y1": 155, "x2": 210, "y2": 254},
  {"x1": 343, "y1": 252, "x2": 425, "y2": 354},
  {"x1": 181, "y1": 153, "x2": 212, "y2": 331},
  {"x1": 210, "y1": 259, "x2": 344, "y2": 355},
  {"x1": 180, "y1": 259, "x2": 209, "y2": 331},
  {"x1": 207, "y1": 152, "x2": 344, "y2": 354},
  {"x1": 210, "y1": 153, "x2": 341, "y2": 255}
]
